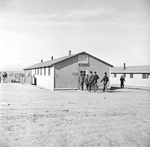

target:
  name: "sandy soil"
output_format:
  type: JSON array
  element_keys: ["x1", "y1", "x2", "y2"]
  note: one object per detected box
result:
[{"x1": 0, "y1": 83, "x2": 150, "y2": 147}]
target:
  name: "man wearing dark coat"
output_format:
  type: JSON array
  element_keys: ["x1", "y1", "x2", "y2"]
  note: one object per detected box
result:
[
  {"x1": 79, "y1": 73, "x2": 85, "y2": 90},
  {"x1": 100, "y1": 72, "x2": 109, "y2": 92},
  {"x1": 120, "y1": 75, "x2": 126, "y2": 88},
  {"x1": 84, "y1": 74, "x2": 89, "y2": 90},
  {"x1": 93, "y1": 72, "x2": 99, "y2": 92},
  {"x1": 88, "y1": 71, "x2": 94, "y2": 92}
]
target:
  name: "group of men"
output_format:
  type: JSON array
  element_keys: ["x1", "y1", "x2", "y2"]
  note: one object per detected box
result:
[{"x1": 79, "y1": 71, "x2": 109, "y2": 92}]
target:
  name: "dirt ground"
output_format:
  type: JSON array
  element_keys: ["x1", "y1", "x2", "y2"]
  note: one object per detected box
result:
[{"x1": 0, "y1": 83, "x2": 150, "y2": 147}]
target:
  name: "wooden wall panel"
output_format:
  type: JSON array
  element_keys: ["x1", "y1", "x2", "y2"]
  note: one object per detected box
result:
[
  {"x1": 54, "y1": 53, "x2": 111, "y2": 89},
  {"x1": 55, "y1": 56, "x2": 79, "y2": 89}
]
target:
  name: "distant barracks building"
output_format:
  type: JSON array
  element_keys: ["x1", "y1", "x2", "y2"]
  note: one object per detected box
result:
[
  {"x1": 24, "y1": 51, "x2": 113, "y2": 90},
  {"x1": 111, "y1": 64, "x2": 150, "y2": 89}
]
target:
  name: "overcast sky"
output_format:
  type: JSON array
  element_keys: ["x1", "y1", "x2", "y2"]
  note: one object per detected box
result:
[{"x1": 0, "y1": 0, "x2": 150, "y2": 71}]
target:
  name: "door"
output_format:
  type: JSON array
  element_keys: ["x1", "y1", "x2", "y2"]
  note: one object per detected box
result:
[{"x1": 78, "y1": 70, "x2": 88, "y2": 89}]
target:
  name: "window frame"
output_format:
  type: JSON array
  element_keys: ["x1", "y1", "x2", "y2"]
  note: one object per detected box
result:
[
  {"x1": 114, "y1": 73, "x2": 117, "y2": 78},
  {"x1": 78, "y1": 55, "x2": 89, "y2": 64},
  {"x1": 44, "y1": 67, "x2": 46, "y2": 76},
  {"x1": 40, "y1": 68, "x2": 42, "y2": 75},
  {"x1": 142, "y1": 73, "x2": 149, "y2": 79},
  {"x1": 130, "y1": 73, "x2": 133, "y2": 78},
  {"x1": 37, "y1": 68, "x2": 39, "y2": 75},
  {"x1": 48, "y1": 67, "x2": 51, "y2": 76}
]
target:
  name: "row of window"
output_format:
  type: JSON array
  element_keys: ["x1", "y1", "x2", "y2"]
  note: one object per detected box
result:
[
  {"x1": 30, "y1": 67, "x2": 51, "y2": 76},
  {"x1": 113, "y1": 73, "x2": 150, "y2": 79}
]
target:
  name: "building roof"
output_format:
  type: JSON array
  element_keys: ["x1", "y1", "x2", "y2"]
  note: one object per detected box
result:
[
  {"x1": 111, "y1": 65, "x2": 150, "y2": 74},
  {"x1": 24, "y1": 51, "x2": 113, "y2": 70}
]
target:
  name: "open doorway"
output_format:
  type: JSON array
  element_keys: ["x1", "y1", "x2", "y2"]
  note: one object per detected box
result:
[
  {"x1": 78, "y1": 70, "x2": 88, "y2": 89},
  {"x1": 80, "y1": 70, "x2": 86, "y2": 76}
]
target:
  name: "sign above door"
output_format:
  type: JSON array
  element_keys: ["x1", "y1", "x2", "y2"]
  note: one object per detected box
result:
[{"x1": 78, "y1": 63, "x2": 90, "y2": 67}]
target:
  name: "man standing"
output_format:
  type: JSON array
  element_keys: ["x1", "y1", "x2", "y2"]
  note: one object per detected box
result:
[
  {"x1": 120, "y1": 75, "x2": 126, "y2": 88},
  {"x1": 100, "y1": 72, "x2": 109, "y2": 92},
  {"x1": 79, "y1": 73, "x2": 85, "y2": 90},
  {"x1": 88, "y1": 71, "x2": 94, "y2": 92},
  {"x1": 84, "y1": 74, "x2": 89, "y2": 90},
  {"x1": 93, "y1": 72, "x2": 99, "y2": 92}
]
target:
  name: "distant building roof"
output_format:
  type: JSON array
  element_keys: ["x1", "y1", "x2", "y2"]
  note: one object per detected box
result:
[
  {"x1": 111, "y1": 65, "x2": 150, "y2": 74},
  {"x1": 24, "y1": 51, "x2": 113, "y2": 70}
]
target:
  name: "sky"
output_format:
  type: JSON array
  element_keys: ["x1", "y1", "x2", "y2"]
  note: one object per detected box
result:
[{"x1": 0, "y1": 0, "x2": 150, "y2": 71}]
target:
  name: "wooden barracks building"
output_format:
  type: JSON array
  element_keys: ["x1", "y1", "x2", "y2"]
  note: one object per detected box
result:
[{"x1": 24, "y1": 51, "x2": 113, "y2": 90}]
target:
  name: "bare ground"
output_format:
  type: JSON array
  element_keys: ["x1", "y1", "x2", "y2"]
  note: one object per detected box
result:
[{"x1": 0, "y1": 83, "x2": 150, "y2": 147}]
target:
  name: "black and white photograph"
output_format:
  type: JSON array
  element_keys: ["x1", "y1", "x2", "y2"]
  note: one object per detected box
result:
[{"x1": 0, "y1": 0, "x2": 150, "y2": 146}]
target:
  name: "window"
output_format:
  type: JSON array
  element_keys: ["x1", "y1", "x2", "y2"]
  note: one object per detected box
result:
[
  {"x1": 40, "y1": 68, "x2": 42, "y2": 75},
  {"x1": 114, "y1": 73, "x2": 117, "y2": 78},
  {"x1": 130, "y1": 73, "x2": 133, "y2": 78},
  {"x1": 48, "y1": 67, "x2": 51, "y2": 76},
  {"x1": 44, "y1": 67, "x2": 46, "y2": 76},
  {"x1": 123, "y1": 73, "x2": 126, "y2": 78},
  {"x1": 37, "y1": 68, "x2": 39, "y2": 75},
  {"x1": 142, "y1": 74, "x2": 146, "y2": 79},
  {"x1": 78, "y1": 55, "x2": 89, "y2": 63},
  {"x1": 78, "y1": 55, "x2": 89, "y2": 67},
  {"x1": 142, "y1": 73, "x2": 149, "y2": 79}
]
